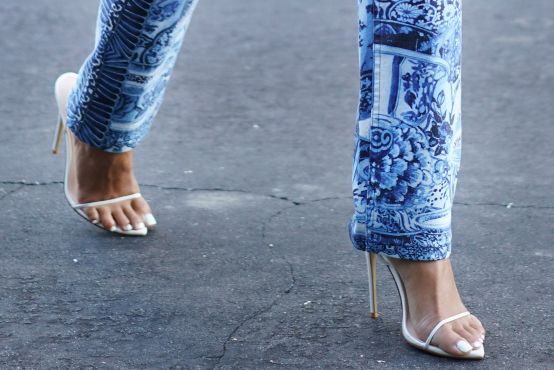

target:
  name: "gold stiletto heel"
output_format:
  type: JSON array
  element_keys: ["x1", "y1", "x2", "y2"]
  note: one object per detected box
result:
[
  {"x1": 365, "y1": 252, "x2": 379, "y2": 319},
  {"x1": 52, "y1": 115, "x2": 65, "y2": 155}
]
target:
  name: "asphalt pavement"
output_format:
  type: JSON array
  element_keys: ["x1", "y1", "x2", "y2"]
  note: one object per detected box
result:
[{"x1": 0, "y1": 0, "x2": 552, "y2": 369}]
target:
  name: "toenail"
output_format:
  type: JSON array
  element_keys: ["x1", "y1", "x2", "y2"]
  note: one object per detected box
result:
[
  {"x1": 456, "y1": 340, "x2": 472, "y2": 353},
  {"x1": 91, "y1": 219, "x2": 99, "y2": 224},
  {"x1": 109, "y1": 226, "x2": 117, "y2": 232},
  {"x1": 473, "y1": 341, "x2": 482, "y2": 349},
  {"x1": 144, "y1": 213, "x2": 157, "y2": 226},
  {"x1": 123, "y1": 224, "x2": 133, "y2": 231},
  {"x1": 135, "y1": 222, "x2": 146, "y2": 230}
]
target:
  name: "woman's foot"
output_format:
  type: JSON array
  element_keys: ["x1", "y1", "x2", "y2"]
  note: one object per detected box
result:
[
  {"x1": 56, "y1": 72, "x2": 156, "y2": 233},
  {"x1": 66, "y1": 130, "x2": 157, "y2": 232},
  {"x1": 388, "y1": 258, "x2": 486, "y2": 357}
]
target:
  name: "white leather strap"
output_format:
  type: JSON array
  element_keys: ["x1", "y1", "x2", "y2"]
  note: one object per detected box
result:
[
  {"x1": 72, "y1": 193, "x2": 142, "y2": 209},
  {"x1": 424, "y1": 311, "x2": 471, "y2": 349}
]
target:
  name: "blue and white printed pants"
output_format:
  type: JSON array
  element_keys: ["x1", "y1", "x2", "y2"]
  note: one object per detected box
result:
[
  {"x1": 67, "y1": 0, "x2": 462, "y2": 261},
  {"x1": 67, "y1": 0, "x2": 199, "y2": 152}
]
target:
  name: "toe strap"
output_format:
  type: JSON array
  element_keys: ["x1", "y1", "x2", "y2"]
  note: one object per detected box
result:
[
  {"x1": 424, "y1": 311, "x2": 471, "y2": 349},
  {"x1": 72, "y1": 193, "x2": 142, "y2": 209}
]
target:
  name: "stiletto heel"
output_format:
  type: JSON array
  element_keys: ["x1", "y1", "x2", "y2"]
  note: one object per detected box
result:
[
  {"x1": 53, "y1": 72, "x2": 147, "y2": 236},
  {"x1": 52, "y1": 115, "x2": 65, "y2": 155},
  {"x1": 366, "y1": 253, "x2": 485, "y2": 359},
  {"x1": 365, "y1": 252, "x2": 379, "y2": 319}
]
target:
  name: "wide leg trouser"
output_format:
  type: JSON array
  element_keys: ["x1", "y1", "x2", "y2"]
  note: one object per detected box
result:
[
  {"x1": 350, "y1": 0, "x2": 463, "y2": 260},
  {"x1": 67, "y1": 0, "x2": 462, "y2": 261},
  {"x1": 67, "y1": 0, "x2": 199, "y2": 152}
]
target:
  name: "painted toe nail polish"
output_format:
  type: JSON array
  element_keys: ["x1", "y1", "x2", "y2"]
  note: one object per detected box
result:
[
  {"x1": 109, "y1": 226, "x2": 117, "y2": 232},
  {"x1": 473, "y1": 341, "x2": 482, "y2": 348},
  {"x1": 456, "y1": 340, "x2": 472, "y2": 353},
  {"x1": 91, "y1": 219, "x2": 99, "y2": 224},
  {"x1": 144, "y1": 213, "x2": 157, "y2": 226},
  {"x1": 123, "y1": 224, "x2": 133, "y2": 231},
  {"x1": 136, "y1": 222, "x2": 146, "y2": 230}
]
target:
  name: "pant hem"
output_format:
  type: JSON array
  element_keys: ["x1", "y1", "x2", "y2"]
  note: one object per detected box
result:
[{"x1": 348, "y1": 219, "x2": 451, "y2": 261}]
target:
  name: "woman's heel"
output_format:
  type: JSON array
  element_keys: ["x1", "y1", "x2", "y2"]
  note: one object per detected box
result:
[
  {"x1": 52, "y1": 115, "x2": 65, "y2": 155},
  {"x1": 365, "y1": 252, "x2": 379, "y2": 319}
]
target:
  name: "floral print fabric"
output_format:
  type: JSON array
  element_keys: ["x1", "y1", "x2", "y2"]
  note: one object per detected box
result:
[
  {"x1": 67, "y1": 0, "x2": 198, "y2": 152},
  {"x1": 350, "y1": 0, "x2": 463, "y2": 260},
  {"x1": 66, "y1": 0, "x2": 462, "y2": 261}
]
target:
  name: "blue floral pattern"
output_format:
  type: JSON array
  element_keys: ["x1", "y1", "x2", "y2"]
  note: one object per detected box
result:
[
  {"x1": 67, "y1": 0, "x2": 198, "y2": 152},
  {"x1": 350, "y1": 0, "x2": 463, "y2": 260},
  {"x1": 66, "y1": 0, "x2": 461, "y2": 261}
]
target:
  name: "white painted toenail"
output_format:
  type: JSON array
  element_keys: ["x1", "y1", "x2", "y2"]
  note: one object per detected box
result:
[
  {"x1": 144, "y1": 213, "x2": 157, "y2": 226},
  {"x1": 109, "y1": 226, "x2": 117, "y2": 232},
  {"x1": 136, "y1": 222, "x2": 146, "y2": 230},
  {"x1": 456, "y1": 340, "x2": 472, "y2": 353},
  {"x1": 123, "y1": 224, "x2": 133, "y2": 231},
  {"x1": 473, "y1": 341, "x2": 482, "y2": 348},
  {"x1": 91, "y1": 219, "x2": 99, "y2": 224}
]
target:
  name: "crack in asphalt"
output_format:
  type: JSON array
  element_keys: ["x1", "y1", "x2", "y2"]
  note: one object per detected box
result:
[
  {"x1": 1, "y1": 179, "x2": 553, "y2": 367},
  {"x1": 453, "y1": 201, "x2": 554, "y2": 209},
  {"x1": 212, "y1": 192, "x2": 360, "y2": 367},
  {"x1": 0, "y1": 180, "x2": 64, "y2": 187},
  {"x1": 210, "y1": 293, "x2": 284, "y2": 369},
  {"x1": 210, "y1": 203, "x2": 297, "y2": 369},
  {"x1": 261, "y1": 205, "x2": 298, "y2": 295},
  {"x1": 1, "y1": 180, "x2": 552, "y2": 209},
  {"x1": 0, "y1": 184, "x2": 24, "y2": 202},
  {"x1": 140, "y1": 183, "x2": 303, "y2": 206},
  {"x1": 0, "y1": 179, "x2": 336, "y2": 368},
  {"x1": 0, "y1": 180, "x2": 305, "y2": 205}
]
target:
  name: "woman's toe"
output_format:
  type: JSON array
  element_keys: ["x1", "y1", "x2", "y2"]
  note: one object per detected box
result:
[
  {"x1": 469, "y1": 315, "x2": 486, "y2": 339},
  {"x1": 98, "y1": 207, "x2": 116, "y2": 231},
  {"x1": 112, "y1": 207, "x2": 131, "y2": 231},
  {"x1": 143, "y1": 212, "x2": 157, "y2": 228},
  {"x1": 448, "y1": 335, "x2": 474, "y2": 356},
  {"x1": 123, "y1": 204, "x2": 145, "y2": 230},
  {"x1": 453, "y1": 337, "x2": 474, "y2": 355},
  {"x1": 84, "y1": 207, "x2": 100, "y2": 224},
  {"x1": 132, "y1": 198, "x2": 156, "y2": 228},
  {"x1": 432, "y1": 325, "x2": 474, "y2": 356},
  {"x1": 132, "y1": 197, "x2": 151, "y2": 215},
  {"x1": 457, "y1": 325, "x2": 483, "y2": 349}
]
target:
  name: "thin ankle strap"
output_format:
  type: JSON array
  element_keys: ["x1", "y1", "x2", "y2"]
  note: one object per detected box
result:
[
  {"x1": 72, "y1": 193, "x2": 142, "y2": 209},
  {"x1": 424, "y1": 311, "x2": 471, "y2": 349}
]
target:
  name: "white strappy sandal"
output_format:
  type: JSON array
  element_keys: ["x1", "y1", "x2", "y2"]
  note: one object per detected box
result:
[
  {"x1": 52, "y1": 73, "x2": 148, "y2": 236},
  {"x1": 365, "y1": 252, "x2": 485, "y2": 359}
]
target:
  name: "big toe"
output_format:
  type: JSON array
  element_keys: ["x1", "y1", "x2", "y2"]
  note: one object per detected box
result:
[
  {"x1": 432, "y1": 322, "x2": 483, "y2": 357},
  {"x1": 123, "y1": 204, "x2": 146, "y2": 231},
  {"x1": 132, "y1": 197, "x2": 156, "y2": 229}
]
